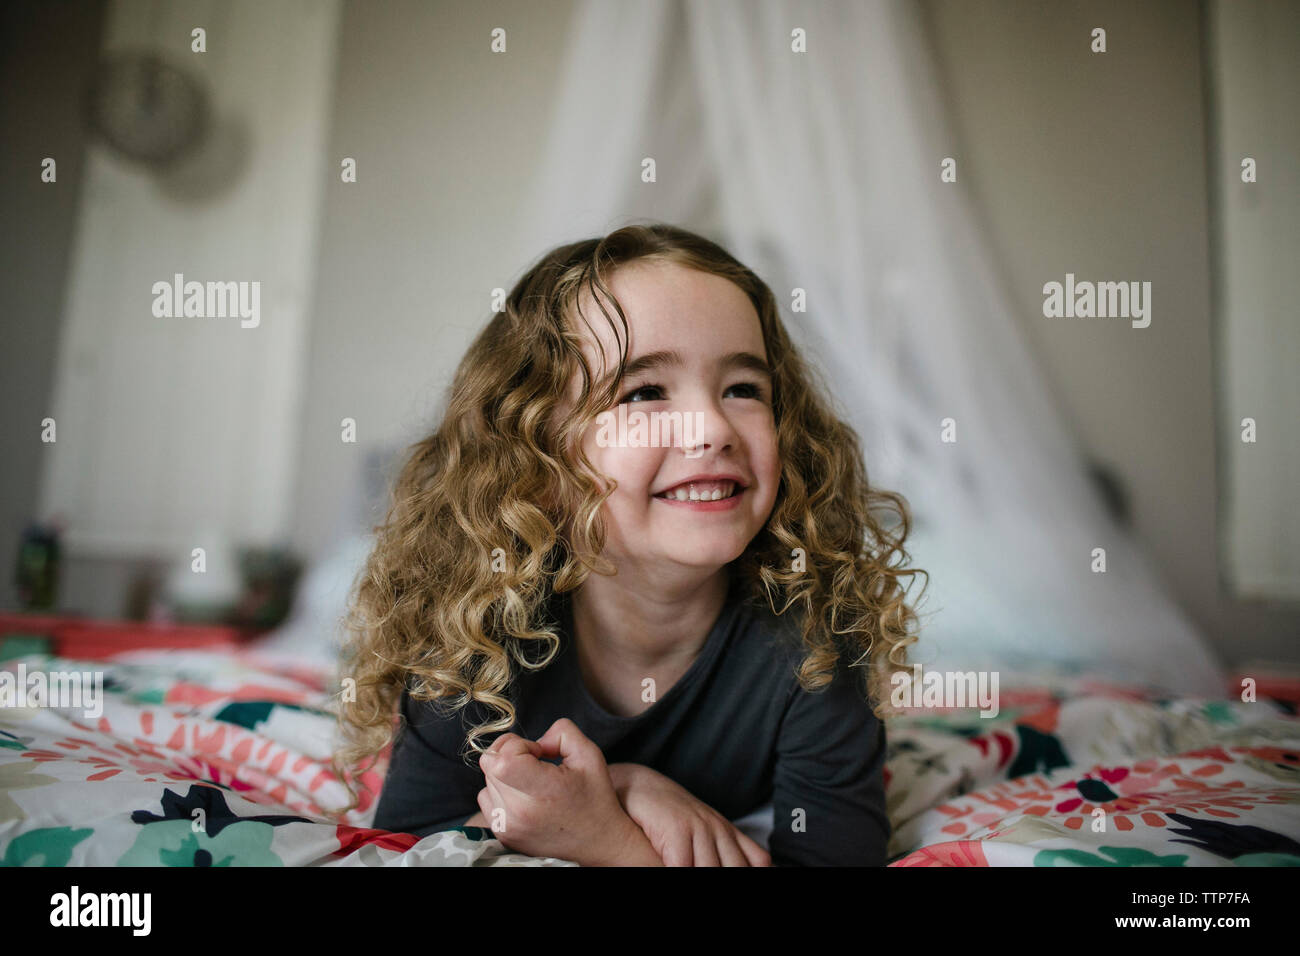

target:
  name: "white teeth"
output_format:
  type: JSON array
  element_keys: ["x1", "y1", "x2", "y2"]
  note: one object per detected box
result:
[{"x1": 659, "y1": 480, "x2": 738, "y2": 501}]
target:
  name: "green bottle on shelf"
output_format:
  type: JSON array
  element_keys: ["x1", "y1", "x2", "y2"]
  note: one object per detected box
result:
[{"x1": 16, "y1": 523, "x2": 60, "y2": 611}]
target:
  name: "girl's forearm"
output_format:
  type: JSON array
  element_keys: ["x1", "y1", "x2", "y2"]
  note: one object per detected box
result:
[
  {"x1": 607, "y1": 761, "x2": 644, "y2": 801},
  {"x1": 463, "y1": 799, "x2": 663, "y2": 866},
  {"x1": 464, "y1": 765, "x2": 648, "y2": 829},
  {"x1": 461, "y1": 765, "x2": 644, "y2": 826},
  {"x1": 597, "y1": 813, "x2": 664, "y2": 866}
]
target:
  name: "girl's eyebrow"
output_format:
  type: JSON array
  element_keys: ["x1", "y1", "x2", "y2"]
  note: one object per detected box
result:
[{"x1": 615, "y1": 349, "x2": 773, "y2": 382}]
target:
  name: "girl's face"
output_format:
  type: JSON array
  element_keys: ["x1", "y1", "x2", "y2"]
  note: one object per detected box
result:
[{"x1": 568, "y1": 260, "x2": 781, "y2": 577}]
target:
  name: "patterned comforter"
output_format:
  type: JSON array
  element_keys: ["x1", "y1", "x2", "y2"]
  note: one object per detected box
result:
[{"x1": 1, "y1": 647, "x2": 1297, "y2": 866}]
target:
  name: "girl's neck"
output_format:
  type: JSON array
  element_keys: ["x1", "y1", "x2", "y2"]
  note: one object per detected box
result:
[{"x1": 569, "y1": 567, "x2": 732, "y2": 672}]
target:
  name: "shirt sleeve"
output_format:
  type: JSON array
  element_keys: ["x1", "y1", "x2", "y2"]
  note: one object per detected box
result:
[
  {"x1": 370, "y1": 690, "x2": 491, "y2": 838},
  {"x1": 768, "y1": 657, "x2": 890, "y2": 866}
]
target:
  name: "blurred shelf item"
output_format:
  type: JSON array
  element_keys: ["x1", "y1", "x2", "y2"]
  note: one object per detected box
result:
[{"x1": 0, "y1": 613, "x2": 254, "y2": 663}]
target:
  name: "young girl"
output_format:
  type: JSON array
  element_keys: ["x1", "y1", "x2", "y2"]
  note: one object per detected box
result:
[{"x1": 332, "y1": 223, "x2": 926, "y2": 866}]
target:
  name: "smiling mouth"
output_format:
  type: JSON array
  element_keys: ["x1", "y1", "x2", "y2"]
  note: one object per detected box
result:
[{"x1": 653, "y1": 480, "x2": 744, "y2": 502}]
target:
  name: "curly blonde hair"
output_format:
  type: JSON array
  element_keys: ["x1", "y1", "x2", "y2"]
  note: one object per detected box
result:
[{"x1": 328, "y1": 222, "x2": 927, "y2": 815}]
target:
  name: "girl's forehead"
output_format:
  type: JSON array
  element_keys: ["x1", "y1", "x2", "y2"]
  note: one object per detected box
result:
[{"x1": 570, "y1": 262, "x2": 764, "y2": 361}]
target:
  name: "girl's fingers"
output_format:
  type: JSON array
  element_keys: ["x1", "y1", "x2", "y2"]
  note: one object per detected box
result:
[
  {"x1": 489, "y1": 735, "x2": 543, "y2": 760},
  {"x1": 735, "y1": 829, "x2": 772, "y2": 867},
  {"x1": 482, "y1": 776, "x2": 508, "y2": 832},
  {"x1": 716, "y1": 832, "x2": 750, "y2": 867},
  {"x1": 693, "y1": 827, "x2": 721, "y2": 867},
  {"x1": 487, "y1": 733, "x2": 544, "y2": 759},
  {"x1": 653, "y1": 827, "x2": 693, "y2": 867},
  {"x1": 534, "y1": 717, "x2": 599, "y2": 770},
  {"x1": 481, "y1": 739, "x2": 550, "y2": 797}
]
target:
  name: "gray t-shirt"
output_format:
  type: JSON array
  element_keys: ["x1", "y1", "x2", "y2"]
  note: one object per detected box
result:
[{"x1": 371, "y1": 581, "x2": 889, "y2": 866}]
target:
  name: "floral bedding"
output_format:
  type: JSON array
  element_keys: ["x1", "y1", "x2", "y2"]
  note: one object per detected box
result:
[
  {"x1": 1, "y1": 647, "x2": 1297, "y2": 866},
  {"x1": 885, "y1": 673, "x2": 1300, "y2": 866}
]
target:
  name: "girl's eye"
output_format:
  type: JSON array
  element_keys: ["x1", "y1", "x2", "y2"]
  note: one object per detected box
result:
[
  {"x1": 620, "y1": 383, "x2": 664, "y2": 404},
  {"x1": 618, "y1": 381, "x2": 768, "y2": 404},
  {"x1": 725, "y1": 382, "x2": 765, "y2": 400}
]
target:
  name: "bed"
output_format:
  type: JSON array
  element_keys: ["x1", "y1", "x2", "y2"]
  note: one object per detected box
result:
[{"x1": 3, "y1": 640, "x2": 1297, "y2": 867}]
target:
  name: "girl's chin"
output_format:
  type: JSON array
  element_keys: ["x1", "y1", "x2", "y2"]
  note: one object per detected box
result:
[{"x1": 653, "y1": 542, "x2": 749, "y2": 567}]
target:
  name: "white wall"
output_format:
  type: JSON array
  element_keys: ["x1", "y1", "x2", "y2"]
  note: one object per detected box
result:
[
  {"x1": 291, "y1": 0, "x2": 1299, "y2": 662},
  {"x1": 921, "y1": 0, "x2": 1299, "y2": 659},
  {"x1": 39, "y1": 0, "x2": 340, "y2": 562},
  {"x1": 289, "y1": 0, "x2": 576, "y2": 558},
  {"x1": 1206, "y1": 0, "x2": 1300, "y2": 601},
  {"x1": 0, "y1": 0, "x2": 107, "y2": 611}
]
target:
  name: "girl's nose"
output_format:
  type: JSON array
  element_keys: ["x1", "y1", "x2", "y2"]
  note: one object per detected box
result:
[{"x1": 683, "y1": 402, "x2": 738, "y2": 457}]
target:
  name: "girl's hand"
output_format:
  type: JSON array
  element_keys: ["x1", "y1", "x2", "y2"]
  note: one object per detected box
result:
[
  {"x1": 608, "y1": 763, "x2": 772, "y2": 867},
  {"x1": 476, "y1": 719, "x2": 656, "y2": 866}
]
